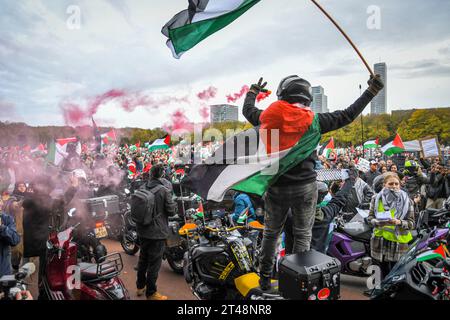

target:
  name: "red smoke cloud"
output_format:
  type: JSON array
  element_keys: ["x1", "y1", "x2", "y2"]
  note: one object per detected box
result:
[
  {"x1": 256, "y1": 90, "x2": 272, "y2": 102},
  {"x1": 226, "y1": 85, "x2": 272, "y2": 103},
  {"x1": 197, "y1": 86, "x2": 218, "y2": 101},
  {"x1": 199, "y1": 105, "x2": 209, "y2": 122},
  {"x1": 60, "y1": 89, "x2": 190, "y2": 126},
  {"x1": 226, "y1": 85, "x2": 249, "y2": 103},
  {"x1": 163, "y1": 109, "x2": 194, "y2": 134}
]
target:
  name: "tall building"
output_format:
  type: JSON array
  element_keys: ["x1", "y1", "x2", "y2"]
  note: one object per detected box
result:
[
  {"x1": 311, "y1": 86, "x2": 328, "y2": 113},
  {"x1": 371, "y1": 62, "x2": 387, "y2": 114},
  {"x1": 210, "y1": 104, "x2": 239, "y2": 123}
]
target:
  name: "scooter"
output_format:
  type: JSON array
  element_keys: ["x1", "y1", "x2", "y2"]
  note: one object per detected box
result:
[{"x1": 41, "y1": 211, "x2": 129, "y2": 300}]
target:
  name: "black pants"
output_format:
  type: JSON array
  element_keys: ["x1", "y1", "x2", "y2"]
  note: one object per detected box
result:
[{"x1": 136, "y1": 238, "x2": 166, "y2": 297}]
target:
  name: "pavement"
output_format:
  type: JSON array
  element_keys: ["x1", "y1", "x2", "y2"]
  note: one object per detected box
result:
[{"x1": 29, "y1": 239, "x2": 368, "y2": 300}]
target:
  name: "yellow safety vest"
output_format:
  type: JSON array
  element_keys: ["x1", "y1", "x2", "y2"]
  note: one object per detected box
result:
[{"x1": 374, "y1": 200, "x2": 413, "y2": 244}]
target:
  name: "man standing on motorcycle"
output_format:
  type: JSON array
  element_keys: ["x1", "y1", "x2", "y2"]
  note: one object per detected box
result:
[
  {"x1": 135, "y1": 164, "x2": 176, "y2": 300},
  {"x1": 242, "y1": 74, "x2": 384, "y2": 290}
]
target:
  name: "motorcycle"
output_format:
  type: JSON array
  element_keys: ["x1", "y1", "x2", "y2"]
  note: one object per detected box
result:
[
  {"x1": 327, "y1": 209, "x2": 449, "y2": 277},
  {"x1": 103, "y1": 187, "x2": 132, "y2": 240},
  {"x1": 41, "y1": 218, "x2": 129, "y2": 300},
  {"x1": 371, "y1": 228, "x2": 450, "y2": 300},
  {"x1": 182, "y1": 221, "x2": 283, "y2": 300},
  {"x1": 0, "y1": 263, "x2": 35, "y2": 300},
  {"x1": 327, "y1": 210, "x2": 377, "y2": 276}
]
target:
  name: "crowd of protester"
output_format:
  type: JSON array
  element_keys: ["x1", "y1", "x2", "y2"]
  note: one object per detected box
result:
[{"x1": 0, "y1": 139, "x2": 449, "y2": 299}]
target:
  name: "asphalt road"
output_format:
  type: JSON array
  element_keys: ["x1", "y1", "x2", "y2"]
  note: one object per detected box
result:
[{"x1": 29, "y1": 239, "x2": 368, "y2": 300}]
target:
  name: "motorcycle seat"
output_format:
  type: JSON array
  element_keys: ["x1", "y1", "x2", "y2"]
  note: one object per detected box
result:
[{"x1": 79, "y1": 262, "x2": 117, "y2": 282}]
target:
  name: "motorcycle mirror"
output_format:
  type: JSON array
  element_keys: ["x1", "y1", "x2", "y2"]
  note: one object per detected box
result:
[
  {"x1": 46, "y1": 240, "x2": 54, "y2": 250},
  {"x1": 68, "y1": 208, "x2": 76, "y2": 217},
  {"x1": 17, "y1": 263, "x2": 36, "y2": 279}
]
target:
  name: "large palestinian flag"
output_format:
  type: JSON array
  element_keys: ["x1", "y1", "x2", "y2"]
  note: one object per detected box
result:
[
  {"x1": 182, "y1": 101, "x2": 322, "y2": 202},
  {"x1": 381, "y1": 133, "x2": 405, "y2": 156},
  {"x1": 162, "y1": 0, "x2": 261, "y2": 58},
  {"x1": 46, "y1": 137, "x2": 81, "y2": 166}
]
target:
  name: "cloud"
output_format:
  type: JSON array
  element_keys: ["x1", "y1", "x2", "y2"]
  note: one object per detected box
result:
[
  {"x1": 0, "y1": 0, "x2": 449, "y2": 127},
  {"x1": 390, "y1": 59, "x2": 450, "y2": 78}
]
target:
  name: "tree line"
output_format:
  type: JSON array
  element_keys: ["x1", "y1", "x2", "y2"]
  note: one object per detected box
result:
[{"x1": 0, "y1": 107, "x2": 448, "y2": 147}]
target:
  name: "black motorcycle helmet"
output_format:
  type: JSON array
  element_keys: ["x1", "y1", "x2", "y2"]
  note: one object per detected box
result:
[{"x1": 277, "y1": 75, "x2": 313, "y2": 106}]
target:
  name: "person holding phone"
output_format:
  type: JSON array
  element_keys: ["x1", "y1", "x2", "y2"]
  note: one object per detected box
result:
[{"x1": 367, "y1": 172, "x2": 415, "y2": 278}]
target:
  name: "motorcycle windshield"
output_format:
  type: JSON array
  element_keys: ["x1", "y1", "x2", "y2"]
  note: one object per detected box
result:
[{"x1": 376, "y1": 230, "x2": 433, "y2": 293}]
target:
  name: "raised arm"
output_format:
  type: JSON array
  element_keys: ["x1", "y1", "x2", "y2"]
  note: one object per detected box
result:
[
  {"x1": 318, "y1": 75, "x2": 383, "y2": 134},
  {"x1": 242, "y1": 77, "x2": 268, "y2": 127}
]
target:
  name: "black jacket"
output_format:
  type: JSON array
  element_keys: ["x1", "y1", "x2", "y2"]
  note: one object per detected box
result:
[
  {"x1": 363, "y1": 169, "x2": 380, "y2": 187},
  {"x1": 426, "y1": 172, "x2": 446, "y2": 200},
  {"x1": 22, "y1": 193, "x2": 54, "y2": 257},
  {"x1": 311, "y1": 179, "x2": 354, "y2": 253},
  {"x1": 136, "y1": 178, "x2": 176, "y2": 240},
  {"x1": 243, "y1": 90, "x2": 375, "y2": 186}
]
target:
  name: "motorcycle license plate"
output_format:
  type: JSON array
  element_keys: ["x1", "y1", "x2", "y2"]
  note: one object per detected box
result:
[{"x1": 94, "y1": 226, "x2": 108, "y2": 239}]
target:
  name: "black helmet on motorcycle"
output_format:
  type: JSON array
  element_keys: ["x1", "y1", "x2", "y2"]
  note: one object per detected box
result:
[{"x1": 277, "y1": 75, "x2": 313, "y2": 106}]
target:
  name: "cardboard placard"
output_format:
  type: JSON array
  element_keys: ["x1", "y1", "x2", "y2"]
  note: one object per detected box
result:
[
  {"x1": 356, "y1": 158, "x2": 370, "y2": 173},
  {"x1": 420, "y1": 137, "x2": 441, "y2": 158}
]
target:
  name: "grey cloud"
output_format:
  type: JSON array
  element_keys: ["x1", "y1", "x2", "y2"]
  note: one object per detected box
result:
[{"x1": 391, "y1": 59, "x2": 450, "y2": 78}]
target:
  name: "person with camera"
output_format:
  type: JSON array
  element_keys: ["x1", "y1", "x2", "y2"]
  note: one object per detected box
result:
[
  {"x1": 135, "y1": 164, "x2": 176, "y2": 300},
  {"x1": 425, "y1": 164, "x2": 447, "y2": 209},
  {"x1": 402, "y1": 160, "x2": 428, "y2": 199}
]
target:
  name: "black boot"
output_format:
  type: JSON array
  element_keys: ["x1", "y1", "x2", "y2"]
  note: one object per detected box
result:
[{"x1": 259, "y1": 275, "x2": 271, "y2": 291}]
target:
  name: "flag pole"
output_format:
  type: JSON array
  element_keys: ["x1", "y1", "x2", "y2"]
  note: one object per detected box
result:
[{"x1": 309, "y1": 0, "x2": 375, "y2": 77}]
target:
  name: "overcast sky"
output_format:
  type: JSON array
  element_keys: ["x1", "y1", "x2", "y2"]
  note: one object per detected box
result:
[{"x1": 1, "y1": 0, "x2": 449, "y2": 129}]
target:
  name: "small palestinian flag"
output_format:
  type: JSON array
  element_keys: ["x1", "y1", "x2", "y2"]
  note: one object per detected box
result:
[
  {"x1": 416, "y1": 244, "x2": 447, "y2": 262},
  {"x1": 236, "y1": 207, "x2": 250, "y2": 224},
  {"x1": 162, "y1": 0, "x2": 261, "y2": 58},
  {"x1": 364, "y1": 138, "x2": 380, "y2": 149},
  {"x1": 381, "y1": 133, "x2": 405, "y2": 156},
  {"x1": 195, "y1": 201, "x2": 205, "y2": 219},
  {"x1": 148, "y1": 135, "x2": 171, "y2": 152},
  {"x1": 182, "y1": 100, "x2": 322, "y2": 201},
  {"x1": 31, "y1": 143, "x2": 46, "y2": 154},
  {"x1": 101, "y1": 130, "x2": 117, "y2": 145},
  {"x1": 128, "y1": 162, "x2": 137, "y2": 178},
  {"x1": 320, "y1": 137, "x2": 334, "y2": 158}
]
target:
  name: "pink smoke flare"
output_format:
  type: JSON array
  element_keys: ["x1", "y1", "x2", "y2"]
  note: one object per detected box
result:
[
  {"x1": 226, "y1": 85, "x2": 272, "y2": 103},
  {"x1": 197, "y1": 86, "x2": 218, "y2": 101},
  {"x1": 163, "y1": 109, "x2": 194, "y2": 134}
]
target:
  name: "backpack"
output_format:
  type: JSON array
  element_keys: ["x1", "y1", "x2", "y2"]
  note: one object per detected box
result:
[{"x1": 130, "y1": 184, "x2": 164, "y2": 226}]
